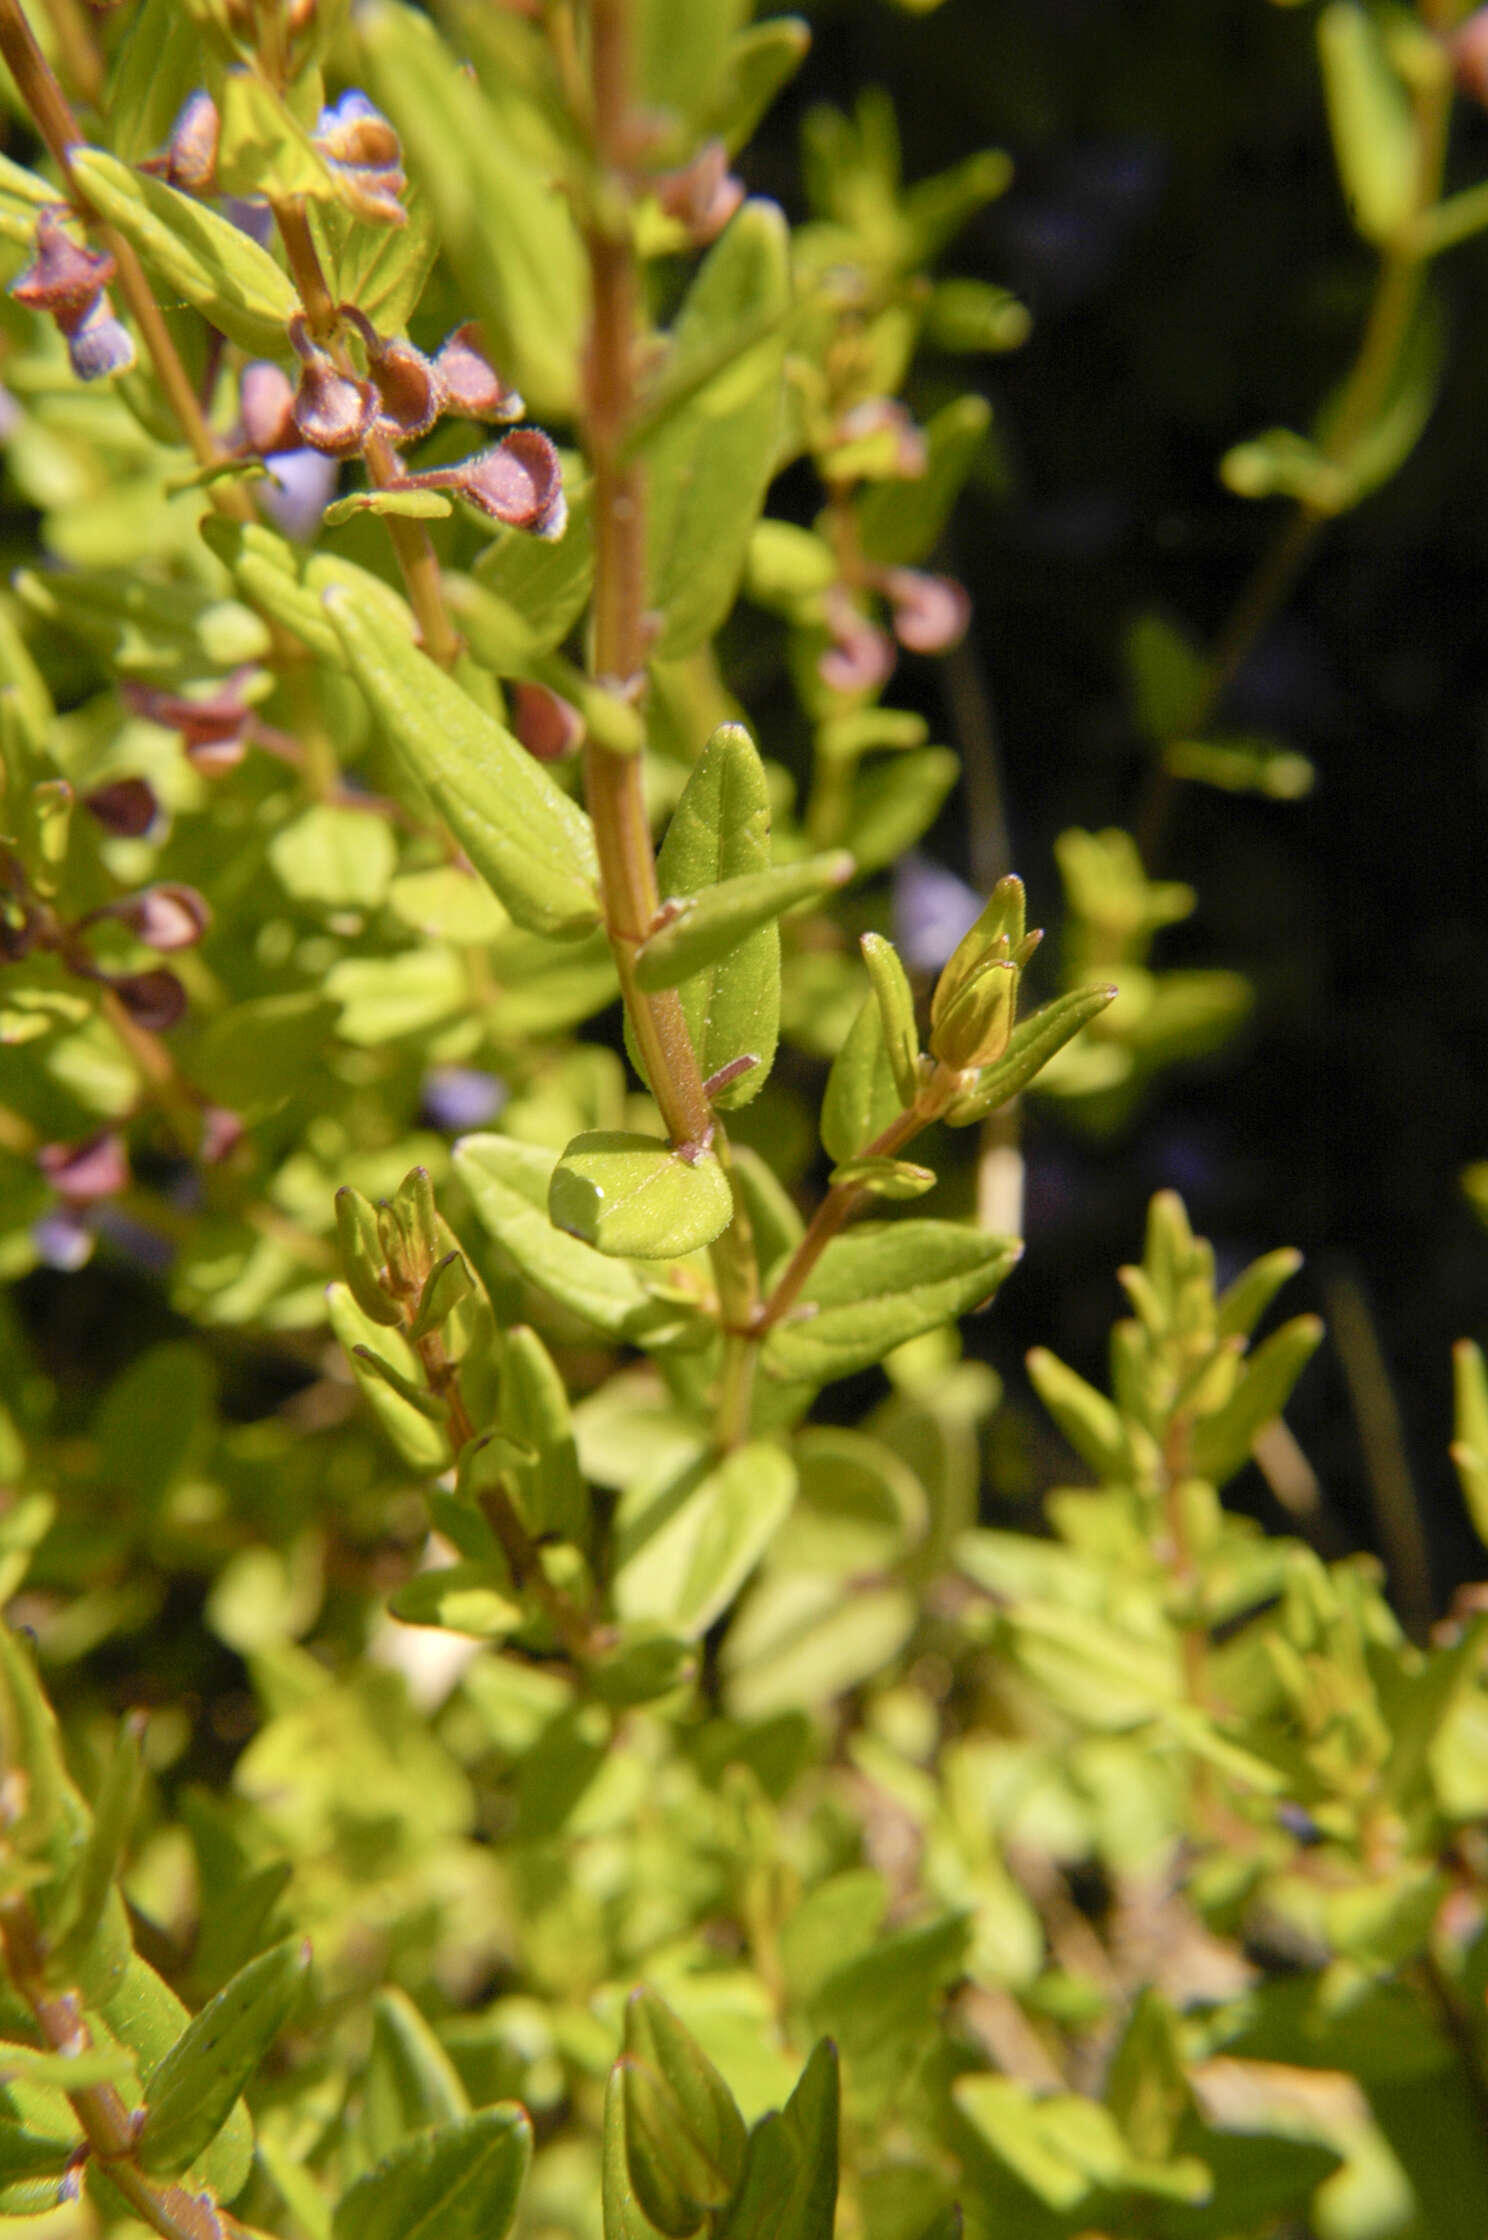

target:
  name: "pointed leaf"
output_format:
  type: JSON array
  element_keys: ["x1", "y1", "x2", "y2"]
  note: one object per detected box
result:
[
  {"x1": 861, "y1": 933, "x2": 920, "y2": 1104},
  {"x1": 857, "y1": 396, "x2": 990, "y2": 567},
  {"x1": 762, "y1": 1225, "x2": 1021, "y2": 1385},
  {"x1": 943, "y1": 984, "x2": 1117, "y2": 1124},
  {"x1": 643, "y1": 202, "x2": 791, "y2": 656},
  {"x1": 324, "y1": 489, "x2": 453, "y2": 526},
  {"x1": 828, "y1": 1156, "x2": 935, "y2": 1201},
  {"x1": 332, "y1": 2105, "x2": 532, "y2": 2240},
  {"x1": 325, "y1": 582, "x2": 600, "y2": 937},
  {"x1": 625, "y1": 1990, "x2": 747, "y2": 2204},
  {"x1": 328, "y1": 1283, "x2": 452, "y2": 1472},
  {"x1": 636, "y1": 853, "x2": 853, "y2": 993},
  {"x1": 642, "y1": 723, "x2": 779, "y2": 1107},
  {"x1": 71, "y1": 149, "x2": 299, "y2": 357},
  {"x1": 501, "y1": 1325, "x2": 589, "y2": 1545},
  {"x1": 614, "y1": 1442, "x2": 797, "y2": 1637},
  {"x1": 139, "y1": 1938, "x2": 309, "y2": 2176},
  {"x1": 1317, "y1": 0, "x2": 1418, "y2": 245},
  {"x1": 820, "y1": 991, "x2": 903, "y2": 1166},
  {"x1": 1025, "y1": 1347, "x2": 1128, "y2": 1480},
  {"x1": 550, "y1": 1132, "x2": 732, "y2": 1260},
  {"x1": 1190, "y1": 1315, "x2": 1324, "y2": 1485},
  {"x1": 361, "y1": 1988, "x2": 470, "y2": 2164},
  {"x1": 715, "y1": 2040, "x2": 838, "y2": 2240}
]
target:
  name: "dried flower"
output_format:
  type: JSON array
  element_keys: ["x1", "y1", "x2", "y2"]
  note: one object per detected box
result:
[
  {"x1": 882, "y1": 566, "x2": 971, "y2": 655},
  {"x1": 314, "y1": 91, "x2": 407, "y2": 226},
  {"x1": 370, "y1": 340, "x2": 443, "y2": 441},
  {"x1": 164, "y1": 89, "x2": 220, "y2": 194},
  {"x1": 292, "y1": 355, "x2": 377, "y2": 456},
  {"x1": 91, "y1": 884, "x2": 211, "y2": 952},
  {"x1": 122, "y1": 676, "x2": 255, "y2": 762},
  {"x1": 39, "y1": 1131, "x2": 129, "y2": 1203},
  {"x1": 434, "y1": 324, "x2": 524, "y2": 423},
  {"x1": 396, "y1": 428, "x2": 567, "y2": 538},
  {"x1": 11, "y1": 209, "x2": 113, "y2": 316}
]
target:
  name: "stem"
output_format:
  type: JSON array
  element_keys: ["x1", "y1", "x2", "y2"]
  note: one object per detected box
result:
[
  {"x1": 576, "y1": 0, "x2": 762, "y2": 1438},
  {"x1": 270, "y1": 198, "x2": 462, "y2": 668},
  {"x1": 757, "y1": 1096, "x2": 937, "y2": 1335},
  {"x1": 0, "y1": 0, "x2": 247, "y2": 512},
  {"x1": 0, "y1": 1898, "x2": 239, "y2": 2240}
]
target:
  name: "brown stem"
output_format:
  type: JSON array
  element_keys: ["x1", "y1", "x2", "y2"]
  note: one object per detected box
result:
[
  {"x1": 757, "y1": 1096, "x2": 937, "y2": 1335},
  {"x1": 270, "y1": 199, "x2": 461, "y2": 668}
]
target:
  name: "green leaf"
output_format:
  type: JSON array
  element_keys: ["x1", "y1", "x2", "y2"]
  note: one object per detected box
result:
[
  {"x1": 944, "y1": 985, "x2": 1118, "y2": 1124},
  {"x1": 613, "y1": 1442, "x2": 797, "y2": 1637},
  {"x1": 624, "y1": 1990, "x2": 747, "y2": 2218},
  {"x1": 389, "y1": 1564, "x2": 523, "y2": 1640},
  {"x1": 722, "y1": 1576, "x2": 918, "y2": 1715},
  {"x1": 1317, "y1": 0, "x2": 1418, "y2": 245},
  {"x1": 1024, "y1": 1346, "x2": 1128, "y2": 1479},
  {"x1": 1163, "y1": 736, "x2": 1316, "y2": 799},
  {"x1": 841, "y1": 746, "x2": 960, "y2": 875},
  {"x1": 1215, "y1": 1246, "x2": 1304, "y2": 1342},
  {"x1": 857, "y1": 396, "x2": 990, "y2": 567},
  {"x1": 930, "y1": 875, "x2": 1026, "y2": 1031},
  {"x1": 500, "y1": 1325, "x2": 589, "y2": 1546},
  {"x1": 643, "y1": 203, "x2": 792, "y2": 657},
  {"x1": 820, "y1": 990, "x2": 903, "y2": 1166},
  {"x1": 644, "y1": 724, "x2": 779, "y2": 1108},
  {"x1": 358, "y1": 0, "x2": 587, "y2": 414},
  {"x1": 323, "y1": 489, "x2": 453, "y2": 527},
  {"x1": 71, "y1": 149, "x2": 300, "y2": 358},
  {"x1": 470, "y1": 483, "x2": 596, "y2": 657},
  {"x1": 0, "y1": 2042, "x2": 134, "y2": 2090},
  {"x1": 707, "y1": 18, "x2": 812, "y2": 153},
  {"x1": 268, "y1": 803, "x2": 398, "y2": 909},
  {"x1": 1452, "y1": 1339, "x2": 1488, "y2": 1547},
  {"x1": 861, "y1": 933, "x2": 920, "y2": 1105},
  {"x1": 762, "y1": 1224, "x2": 1021, "y2": 1386},
  {"x1": 715, "y1": 2041, "x2": 837, "y2": 2240},
  {"x1": 332, "y1": 2105, "x2": 532, "y2": 2240},
  {"x1": 325, "y1": 581, "x2": 601, "y2": 937},
  {"x1": 139, "y1": 1939, "x2": 308, "y2": 2177},
  {"x1": 455, "y1": 1135, "x2": 704, "y2": 1347},
  {"x1": 314, "y1": 178, "x2": 440, "y2": 333},
  {"x1": 549, "y1": 1132, "x2": 733, "y2": 1260},
  {"x1": 216, "y1": 67, "x2": 339, "y2": 200},
  {"x1": 1190, "y1": 1315, "x2": 1325, "y2": 1485},
  {"x1": 46, "y1": 1715, "x2": 142, "y2": 1987},
  {"x1": 813, "y1": 1914, "x2": 970, "y2": 2119},
  {"x1": 361, "y1": 1988, "x2": 470, "y2": 2164},
  {"x1": 635, "y1": 0, "x2": 750, "y2": 147},
  {"x1": 328, "y1": 1282, "x2": 452, "y2": 1472},
  {"x1": 636, "y1": 854, "x2": 853, "y2": 992},
  {"x1": 100, "y1": 1954, "x2": 253, "y2": 2201},
  {"x1": 828, "y1": 1156, "x2": 935, "y2": 1201}
]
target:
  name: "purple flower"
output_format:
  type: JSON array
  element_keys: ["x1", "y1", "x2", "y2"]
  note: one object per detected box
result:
[{"x1": 261, "y1": 447, "x2": 339, "y2": 542}]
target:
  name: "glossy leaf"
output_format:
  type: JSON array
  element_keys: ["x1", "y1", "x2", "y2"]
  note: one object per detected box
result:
[
  {"x1": 762, "y1": 1224, "x2": 1021, "y2": 1385},
  {"x1": 820, "y1": 988, "x2": 903, "y2": 1166},
  {"x1": 71, "y1": 150, "x2": 300, "y2": 358},
  {"x1": 861, "y1": 932, "x2": 920, "y2": 1104},
  {"x1": 613, "y1": 1442, "x2": 797, "y2": 1636},
  {"x1": 139, "y1": 1938, "x2": 309, "y2": 2176},
  {"x1": 332, "y1": 2104, "x2": 532, "y2": 2240},
  {"x1": 1189, "y1": 1315, "x2": 1325, "y2": 1485},
  {"x1": 1317, "y1": 0, "x2": 1418, "y2": 244},
  {"x1": 549, "y1": 1132, "x2": 733, "y2": 1261},
  {"x1": 637, "y1": 853, "x2": 852, "y2": 992},
  {"x1": 715, "y1": 2041, "x2": 838, "y2": 2240},
  {"x1": 325, "y1": 582, "x2": 601, "y2": 937},
  {"x1": 943, "y1": 984, "x2": 1118, "y2": 1124},
  {"x1": 643, "y1": 202, "x2": 791, "y2": 656}
]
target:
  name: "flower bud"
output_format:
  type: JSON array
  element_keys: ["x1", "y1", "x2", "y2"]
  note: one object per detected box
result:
[
  {"x1": 239, "y1": 360, "x2": 299, "y2": 454},
  {"x1": 83, "y1": 776, "x2": 157, "y2": 836},
  {"x1": 62, "y1": 299, "x2": 134, "y2": 381},
  {"x1": 314, "y1": 92, "x2": 407, "y2": 225},
  {"x1": 931, "y1": 874, "x2": 1027, "y2": 1032},
  {"x1": 655, "y1": 139, "x2": 744, "y2": 245},
  {"x1": 829, "y1": 397, "x2": 928, "y2": 481},
  {"x1": 819, "y1": 587, "x2": 895, "y2": 696},
  {"x1": 39, "y1": 1131, "x2": 129, "y2": 1203},
  {"x1": 262, "y1": 447, "x2": 338, "y2": 542},
  {"x1": 883, "y1": 566, "x2": 971, "y2": 655},
  {"x1": 109, "y1": 967, "x2": 187, "y2": 1031},
  {"x1": 928, "y1": 956, "x2": 1017, "y2": 1071},
  {"x1": 165, "y1": 89, "x2": 220, "y2": 194},
  {"x1": 199, "y1": 1106, "x2": 244, "y2": 1163},
  {"x1": 433, "y1": 324, "x2": 524, "y2": 423},
  {"x1": 292, "y1": 355, "x2": 377, "y2": 455},
  {"x1": 510, "y1": 680, "x2": 584, "y2": 760}
]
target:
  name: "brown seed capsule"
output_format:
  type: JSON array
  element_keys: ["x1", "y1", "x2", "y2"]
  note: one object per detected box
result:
[
  {"x1": 12, "y1": 208, "x2": 114, "y2": 316},
  {"x1": 83, "y1": 776, "x2": 157, "y2": 836},
  {"x1": 433, "y1": 324, "x2": 524, "y2": 423},
  {"x1": 292, "y1": 355, "x2": 377, "y2": 456},
  {"x1": 510, "y1": 680, "x2": 584, "y2": 760},
  {"x1": 369, "y1": 338, "x2": 444, "y2": 441},
  {"x1": 109, "y1": 967, "x2": 187, "y2": 1031}
]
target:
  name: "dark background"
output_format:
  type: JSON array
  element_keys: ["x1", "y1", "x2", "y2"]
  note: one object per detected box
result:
[{"x1": 756, "y1": 0, "x2": 1488, "y2": 1614}]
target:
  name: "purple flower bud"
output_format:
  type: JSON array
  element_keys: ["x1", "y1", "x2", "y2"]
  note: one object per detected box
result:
[
  {"x1": 239, "y1": 360, "x2": 299, "y2": 454},
  {"x1": 259, "y1": 446, "x2": 338, "y2": 542},
  {"x1": 421, "y1": 1066, "x2": 507, "y2": 1131},
  {"x1": 39, "y1": 1130, "x2": 129, "y2": 1204},
  {"x1": 316, "y1": 91, "x2": 401, "y2": 172},
  {"x1": 12, "y1": 209, "x2": 114, "y2": 316},
  {"x1": 292, "y1": 355, "x2": 376, "y2": 456},
  {"x1": 109, "y1": 968, "x2": 187, "y2": 1031},
  {"x1": 83, "y1": 776, "x2": 157, "y2": 836},
  {"x1": 165, "y1": 89, "x2": 220, "y2": 195},
  {"x1": 61, "y1": 297, "x2": 135, "y2": 381},
  {"x1": 106, "y1": 883, "x2": 212, "y2": 952},
  {"x1": 31, "y1": 1209, "x2": 95, "y2": 1270},
  {"x1": 655, "y1": 140, "x2": 744, "y2": 245},
  {"x1": 882, "y1": 567, "x2": 971, "y2": 655},
  {"x1": 434, "y1": 324, "x2": 523, "y2": 423},
  {"x1": 510, "y1": 679, "x2": 584, "y2": 760}
]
